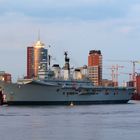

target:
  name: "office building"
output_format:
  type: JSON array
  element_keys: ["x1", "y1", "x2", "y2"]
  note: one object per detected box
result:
[
  {"x1": 27, "y1": 40, "x2": 48, "y2": 78},
  {"x1": 27, "y1": 47, "x2": 34, "y2": 78},
  {"x1": 88, "y1": 50, "x2": 102, "y2": 86}
]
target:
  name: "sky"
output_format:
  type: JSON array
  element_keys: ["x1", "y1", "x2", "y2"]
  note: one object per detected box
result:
[{"x1": 0, "y1": 0, "x2": 140, "y2": 83}]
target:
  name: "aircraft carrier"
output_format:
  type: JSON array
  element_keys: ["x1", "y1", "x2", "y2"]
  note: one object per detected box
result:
[
  {"x1": 0, "y1": 78, "x2": 134, "y2": 105},
  {"x1": 0, "y1": 52, "x2": 134, "y2": 105}
]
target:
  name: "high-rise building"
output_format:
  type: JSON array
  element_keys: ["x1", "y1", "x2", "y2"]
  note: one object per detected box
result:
[
  {"x1": 88, "y1": 50, "x2": 102, "y2": 86},
  {"x1": 27, "y1": 40, "x2": 48, "y2": 79},
  {"x1": 27, "y1": 47, "x2": 34, "y2": 78},
  {"x1": 136, "y1": 74, "x2": 140, "y2": 95},
  {"x1": 131, "y1": 74, "x2": 140, "y2": 100}
]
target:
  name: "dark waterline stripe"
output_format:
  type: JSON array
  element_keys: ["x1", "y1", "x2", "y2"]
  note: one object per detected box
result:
[{"x1": 6, "y1": 100, "x2": 129, "y2": 106}]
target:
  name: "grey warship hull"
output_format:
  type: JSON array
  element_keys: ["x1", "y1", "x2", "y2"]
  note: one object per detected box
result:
[{"x1": 0, "y1": 79, "x2": 134, "y2": 105}]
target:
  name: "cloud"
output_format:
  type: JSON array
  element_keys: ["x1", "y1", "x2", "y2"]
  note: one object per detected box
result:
[
  {"x1": 127, "y1": 3, "x2": 140, "y2": 19},
  {"x1": 117, "y1": 26, "x2": 134, "y2": 34},
  {"x1": 0, "y1": 0, "x2": 140, "y2": 82},
  {"x1": 0, "y1": 0, "x2": 130, "y2": 21}
]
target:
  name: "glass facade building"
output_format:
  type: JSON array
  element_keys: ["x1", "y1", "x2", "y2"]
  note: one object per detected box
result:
[{"x1": 27, "y1": 40, "x2": 48, "y2": 78}]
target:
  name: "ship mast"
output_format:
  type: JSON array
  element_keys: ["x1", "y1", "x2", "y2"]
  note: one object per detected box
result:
[
  {"x1": 64, "y1": 51, "x2": 70, "y2": 71},
  {"x1": 48, "y1": 45, "x2": 51, "y2": 70},
  {"x1": 63, "y1": 51, "x2": 70, "y2": 80}
]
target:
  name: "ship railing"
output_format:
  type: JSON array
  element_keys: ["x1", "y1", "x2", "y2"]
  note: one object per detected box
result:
[
  {"x1": 34, "y1": 80, "x2": 59, "y2": 86},
  {"x1": 62, "y1": 84, "x2": 94, "y2": 90}
]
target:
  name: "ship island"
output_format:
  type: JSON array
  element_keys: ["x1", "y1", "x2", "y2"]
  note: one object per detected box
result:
[{"x1": 0, "y1": 39, "x2": 135, "y2": 105}]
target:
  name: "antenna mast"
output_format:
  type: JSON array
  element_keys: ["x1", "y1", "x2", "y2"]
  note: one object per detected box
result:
[{"x1": 38, "y1": 29, "x2": 40, "y2": 41}]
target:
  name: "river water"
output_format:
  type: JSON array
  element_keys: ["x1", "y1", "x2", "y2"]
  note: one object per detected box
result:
[{"x1": 0, "y1": 100, "x2": 140, "y2": 140}]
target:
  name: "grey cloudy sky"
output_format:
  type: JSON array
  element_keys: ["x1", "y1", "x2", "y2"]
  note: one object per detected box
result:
[{"x1": 0, "y1": 0, "x2": 140, "y2": 83}]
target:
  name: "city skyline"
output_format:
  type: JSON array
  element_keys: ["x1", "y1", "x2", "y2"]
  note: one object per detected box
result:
[{"x1": 0, "y1": 0, "x2": 140, "y2": 82}]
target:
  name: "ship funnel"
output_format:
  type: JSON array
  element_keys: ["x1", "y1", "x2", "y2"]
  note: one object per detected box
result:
[
  {"x1": 52, "y1": 64, "x2": 61, "y2": 79},
  {"x1": 73, "y1": 69, "x2": 82, "y2": 80}
]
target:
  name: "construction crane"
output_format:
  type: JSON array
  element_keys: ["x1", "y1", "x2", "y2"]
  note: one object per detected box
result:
[
  {"x1": 120, "y1": 72, "x2": 132, "y2": 81},
  {"x1": 105, "y1": 64, "x2": 124, "y2": 86},
  {"x1": 131, "y1": 61, "x2": 139, "y2": 83},
  {"x1": 115, "y1": 64, "x2": 124, "y2": 86},
  {"x1": 106, "y1": 59, "x2": 140, "y2": 87}
]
